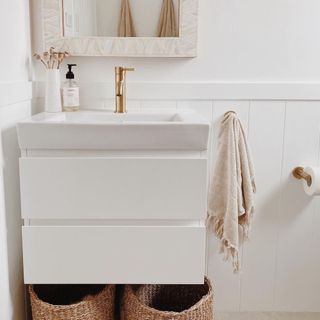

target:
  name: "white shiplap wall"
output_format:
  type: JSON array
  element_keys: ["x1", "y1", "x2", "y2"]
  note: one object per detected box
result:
[
  {"x1": 198, "y1": 100, "x2": 320, "y2": 313},
  {"x1": 186, "y1": 99, "x2": 320, "y2": 313},
  {"x1": 0, "y1": 0, "x2": 32, "y2": 317},
  {"x1": 163, "y1": 99, "x2": 320, "y2": 313},
  {"x1": 33, "y1": 87, "x2": 320, "y2": 313}
]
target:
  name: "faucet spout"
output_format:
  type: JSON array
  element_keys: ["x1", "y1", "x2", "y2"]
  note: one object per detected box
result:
[{"x1": 115, "y1": 66, "x2": 135, "y2": 113}]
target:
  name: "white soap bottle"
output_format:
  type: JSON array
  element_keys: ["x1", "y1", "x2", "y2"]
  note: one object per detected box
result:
[{"x1": 62, "y1": 64, "x2": 80, "y2": 112}]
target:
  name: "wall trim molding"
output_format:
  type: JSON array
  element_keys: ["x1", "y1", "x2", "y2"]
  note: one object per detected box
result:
[
  {"x1": 35, "y1": 81, "x2": 320, "y2": 101},
  {"x1": 0, "y1": 82, "x2": 32, "y2": 107}
]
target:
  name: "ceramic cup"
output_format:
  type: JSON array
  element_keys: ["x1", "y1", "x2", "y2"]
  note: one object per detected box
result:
[{"x1": 45, "y1": 69, "x2": 62, "y2": 112}]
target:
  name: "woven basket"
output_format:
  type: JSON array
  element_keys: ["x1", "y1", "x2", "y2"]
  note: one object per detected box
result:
[
  {"x1": 29, "y1": 284, "x2": 115, "y2": 320},
  {"x1": 121, "y1": 278, "x2": 213, "y2": 320}
]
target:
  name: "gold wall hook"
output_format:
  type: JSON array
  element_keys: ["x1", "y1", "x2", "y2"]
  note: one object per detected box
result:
[{"x1": 292, "y1": 167, "x2": 312, "y2": 187}]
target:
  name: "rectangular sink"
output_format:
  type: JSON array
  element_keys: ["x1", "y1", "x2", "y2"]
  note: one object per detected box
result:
[
  {"x1": 29, "y1": 112, "x2": 188, "y2": 123},
  {"x1": 17, "y1": 110, "x2": 210, "y2": 151}
]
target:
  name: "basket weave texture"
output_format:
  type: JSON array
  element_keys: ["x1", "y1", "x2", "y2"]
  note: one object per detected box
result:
[
  {"x1": 121, "y1": 278, "x2": 213, "y2": 320},
  {"x1": 29, "y1": 284, "x2": 115, "y2": 320}
]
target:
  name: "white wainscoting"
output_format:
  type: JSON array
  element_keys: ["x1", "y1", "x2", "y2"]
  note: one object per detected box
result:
[
  {"x1": 196, "y1": 99, "x2": 320, "y2": 313},
  {"x1": 33, "y1": 81, "x2": 320, "y2": 313}
]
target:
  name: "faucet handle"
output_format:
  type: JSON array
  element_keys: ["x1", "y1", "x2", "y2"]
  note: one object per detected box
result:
[
  {"x1": 123, "y1": 67, "x2": 135, "y2": 72},
  {"x1": 115, "y1": 66, "x2": 135, "y2": 74},
  {"x1": 122, "y1": 67, "x2": 135, "y2": 75}
]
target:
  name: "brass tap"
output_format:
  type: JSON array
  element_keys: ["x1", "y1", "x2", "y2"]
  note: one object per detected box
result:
[{"x1": 115, "y1": 66, "x2": 135, "y2": 113}]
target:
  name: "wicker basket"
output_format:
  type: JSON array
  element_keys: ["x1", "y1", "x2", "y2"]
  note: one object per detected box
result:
[
  {"x1": 29, "y1": 284, "x2": 115, "y2": 320},
  {"x1": 121, "y1": 278, "x2": 213, "y2": 320}
]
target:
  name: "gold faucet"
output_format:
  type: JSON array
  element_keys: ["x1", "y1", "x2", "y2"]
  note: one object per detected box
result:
[{"x1": 115, "y1": 66, "x2": 135, "y2": 113}]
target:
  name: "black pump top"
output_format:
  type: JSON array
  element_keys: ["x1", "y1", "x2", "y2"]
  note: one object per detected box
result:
[{"x1": 66, "y1": 64, "x2": 77, "y2": 79}]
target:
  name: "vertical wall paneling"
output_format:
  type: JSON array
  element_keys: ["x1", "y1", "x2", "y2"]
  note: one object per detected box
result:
[
  {"x1": 140, "y1": 100, "x2": 178, "y2": 109},
  {"x1": 275, "y1": 101, "x2": 320, "y2": 312},
  {"x1": 177, "y1": 101, "x2": 213, "y2": 120},
  {"x1": 240, "y1": 101, "x2": 286, "y2": 311}
]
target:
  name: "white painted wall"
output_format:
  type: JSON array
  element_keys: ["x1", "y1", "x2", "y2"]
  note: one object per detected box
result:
[
  {"x1": 29, "y1": 0, "x2": 320, "y2": 314},
  {"x1": 33, "y1": 0, "x2": 320, "y2": 82},
  {"x1": 0, "y1": 0, "x2": 33, "y2": 319}
]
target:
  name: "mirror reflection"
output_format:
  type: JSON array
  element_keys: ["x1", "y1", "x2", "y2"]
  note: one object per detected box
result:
[{"x1": 62, "y1": 0, "x2": 180, "y2": 38}]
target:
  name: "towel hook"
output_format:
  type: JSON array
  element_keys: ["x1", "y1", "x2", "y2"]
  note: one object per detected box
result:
[
  {"x1": 292, "y1": 167, "x2": 312, "y2": 187},
  {"x1": 224, "y1": 110, "x2": 237, "y2": 117}
]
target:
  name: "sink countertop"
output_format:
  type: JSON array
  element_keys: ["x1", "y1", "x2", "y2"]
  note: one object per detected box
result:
[{"x1": 17, "y1": 109, "x2": 210, "y2": 151}]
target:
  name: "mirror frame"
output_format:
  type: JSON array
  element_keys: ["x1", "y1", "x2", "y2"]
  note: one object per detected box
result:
[{"x1": 42, "y1": 0, "x2": 199, "y2": 57}]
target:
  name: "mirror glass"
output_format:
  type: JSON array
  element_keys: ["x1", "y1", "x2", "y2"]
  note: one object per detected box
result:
[{"x1": 62, "y1": 0, "x2": 180, "y2": 38}]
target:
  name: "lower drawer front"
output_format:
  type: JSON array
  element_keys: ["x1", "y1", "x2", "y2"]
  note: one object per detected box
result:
[{"x1": 22, "y1": 226, "x2": 206, "y2": 284}]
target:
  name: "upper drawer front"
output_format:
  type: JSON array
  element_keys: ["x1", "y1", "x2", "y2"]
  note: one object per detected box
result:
[
  {"x1": 20, "y1": 158, "x2": 207, "y2": 220},
  {"x1": 22, "y1": 226, "x2": 206, "y2": 284}
]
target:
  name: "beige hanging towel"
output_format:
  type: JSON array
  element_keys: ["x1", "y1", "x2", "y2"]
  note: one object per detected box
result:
[
  {"x1": 157, "y1": 0, "x2": 178, "y2": 37},
  {"x1": 118, "y1": 0, "x2": 136, "y2": 37},
  {"x1": 207, "y1": 111, "x2": 256, "y2": 272}
]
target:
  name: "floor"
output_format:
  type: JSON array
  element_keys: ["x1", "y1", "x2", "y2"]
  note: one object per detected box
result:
[{"x1": 216, "y1": 313, "x2": 320, "y2": 320}]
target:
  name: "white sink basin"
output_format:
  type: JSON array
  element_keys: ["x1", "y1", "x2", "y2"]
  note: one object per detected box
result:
[{"x1": 17, "y1": 110, "x2": 210, "y2": 150}]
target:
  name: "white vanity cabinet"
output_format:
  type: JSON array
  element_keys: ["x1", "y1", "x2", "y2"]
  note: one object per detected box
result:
[{"x1": 18, "y1": 111, "x2": 210, "y2": 284}]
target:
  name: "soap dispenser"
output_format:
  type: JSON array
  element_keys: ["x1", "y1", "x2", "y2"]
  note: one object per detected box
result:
[{"x1": 62, "y1": 64, "x2": 80, "y2": 112}]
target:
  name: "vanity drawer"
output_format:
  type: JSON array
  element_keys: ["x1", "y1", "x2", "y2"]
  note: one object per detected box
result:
[
  {"x1": 22, "y1": 225, "x2": 206, "y2": 284},
  {"x1": 20, "y1": 158, "x2": 207, "y2": 220}
]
